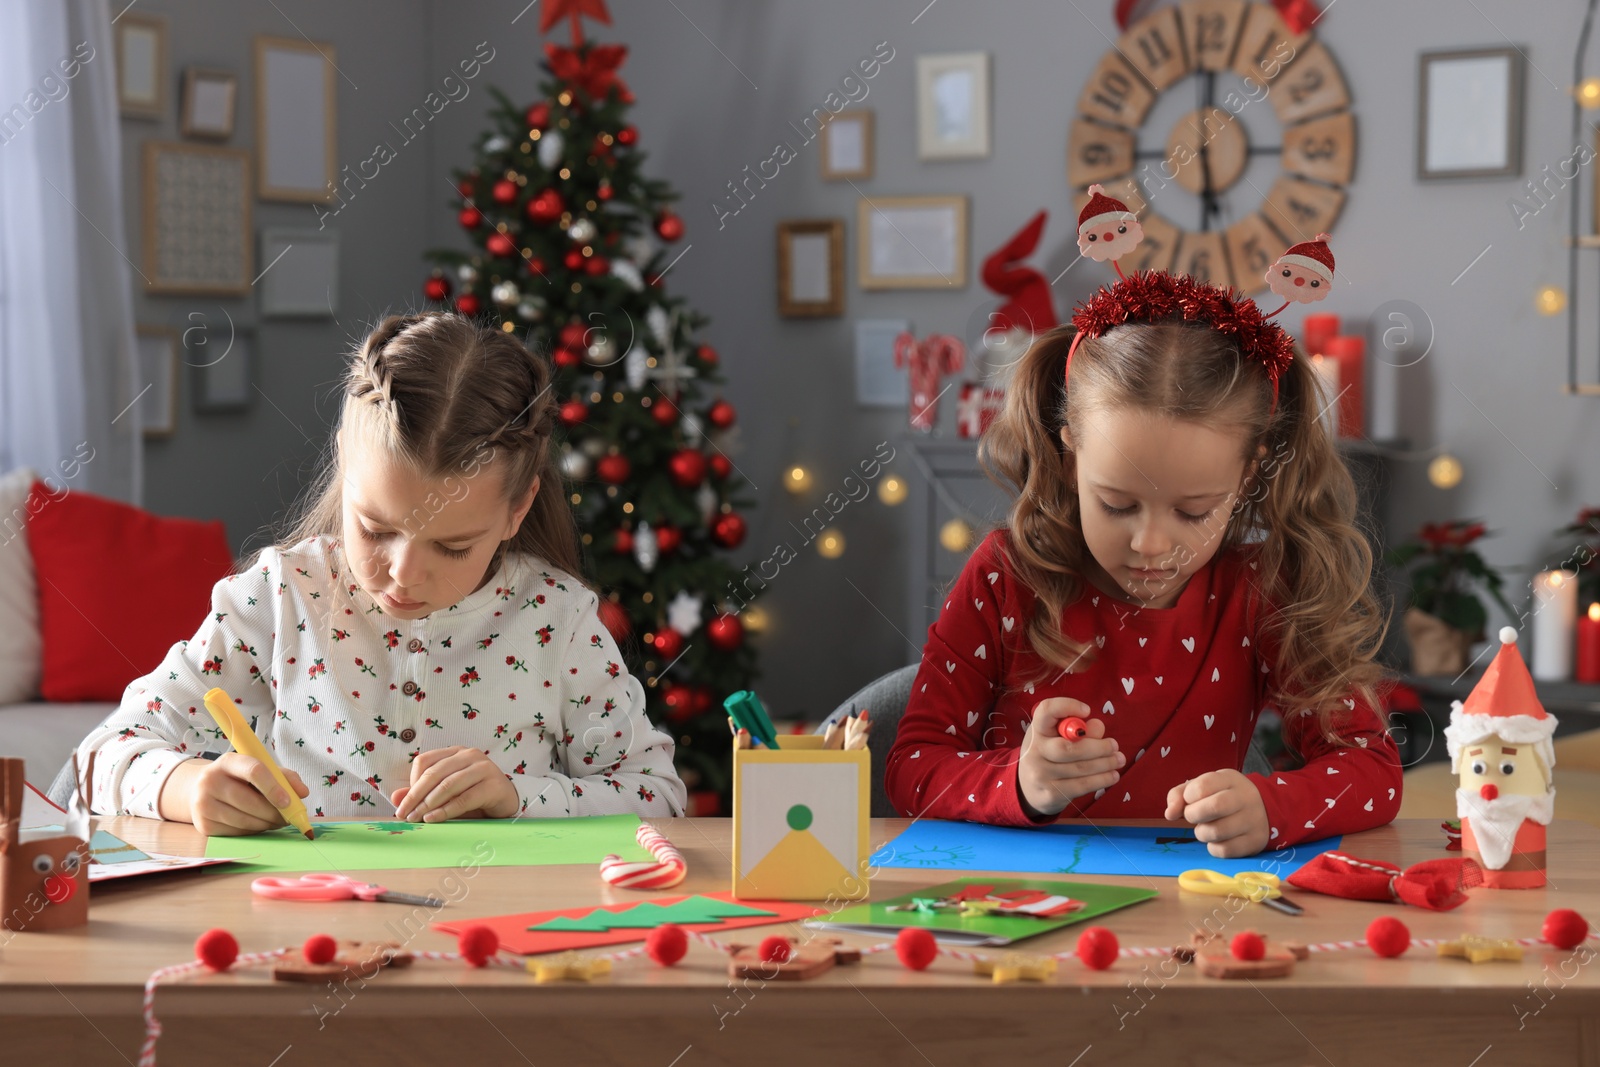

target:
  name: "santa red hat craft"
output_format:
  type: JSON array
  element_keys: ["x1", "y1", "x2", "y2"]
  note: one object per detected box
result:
[{"x1": 1444, "y1": 627, "x2": 1557, "y2": 779}]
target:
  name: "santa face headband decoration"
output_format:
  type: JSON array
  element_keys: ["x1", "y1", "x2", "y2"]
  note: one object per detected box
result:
[
  {"x1": 1076, "y1": 184, "x2": 1144, "y2": 274},
  {"x1": 1265, "y1": 232, "x2": 1336, "y2": 310}
]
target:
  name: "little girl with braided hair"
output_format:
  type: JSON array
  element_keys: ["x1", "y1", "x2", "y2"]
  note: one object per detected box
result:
[
  {"x1": 80, "y1": 313, "x2": 686, "y2": 834},
  {"x1": 887, "y1": 228, "x2": 1402, "y2": 858}
]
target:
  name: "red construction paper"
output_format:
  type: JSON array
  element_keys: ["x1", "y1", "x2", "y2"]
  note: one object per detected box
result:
[{"x1": 431, "y1": 892, "x2": 825, "y2": 955}]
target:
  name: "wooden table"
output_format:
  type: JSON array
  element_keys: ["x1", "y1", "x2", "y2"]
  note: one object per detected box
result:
[{"x1": 6, "y1": 817, "x2": 1599, "y2": 1066}]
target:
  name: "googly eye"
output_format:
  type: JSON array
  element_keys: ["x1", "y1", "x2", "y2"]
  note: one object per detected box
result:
[
  {"x1": 1471, "y1": 760, "x2": 1486, "y2": 776},
  {"x1": 1281, "y1": 269, "x2": 1291, "y2": 277},
  {"x1": 1117, "y1": 225, "x2": 1127, "y2": 234},
  {"x1": 32, "y1": 854, "x2": 54, "y2": 874},
  {"x1": 60, "y1": 852, "x2": 82, "y2": 876},
  {"x1": 1310, "y1": 280, "x2": 1321, "y2": 288},
  {"x1": 1500, "y1": 761, "x2": 1515, "y2": 776},
  {"x1": 1087, "y1": 233, "x2": 1098, "y2": 242}
]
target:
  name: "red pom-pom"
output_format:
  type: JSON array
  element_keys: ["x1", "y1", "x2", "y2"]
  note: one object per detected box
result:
[
  {"x1": 647, "y1": 923, "x2": 689, "y2": 966},
  {"x1": 458, "y1": 925, "x2": 499, "y2": 967},
  {"x1": 895, "y1": 927, "x2": 938, "y2": 971},
  {"x1": 759, "y1": 935, "x2": 792, "y2": 963},
  {"x1": 303, "y1": 933, "x2": 338, "y2": 965},
  {"x1": 1366, "y1": 916, "x2": 1410, "y2": 958},
  {"x1": 195, "y1": 928, "x2": 238, "y2": 971},
  {"x1": 1230, "y1": 931, "x2": 1266, "y2": 961},
  {"x1": 1543, "y1": 908, "x2": 1589, "y2": 950},
  {"x1": 1077, "y1": 926, "x2": 1118, "y2": 970}
]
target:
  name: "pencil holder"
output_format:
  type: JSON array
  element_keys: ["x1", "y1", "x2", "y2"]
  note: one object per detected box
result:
[{"x1": 731, "y1": 736, "x2": 870, "y2": 902}]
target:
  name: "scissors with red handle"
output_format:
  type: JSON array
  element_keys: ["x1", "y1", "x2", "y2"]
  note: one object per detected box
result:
[{"x1": 250, "y1": 873, "x2": 444, "y2": 906}]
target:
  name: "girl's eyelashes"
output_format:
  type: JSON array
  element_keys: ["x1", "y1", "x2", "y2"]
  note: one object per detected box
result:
[
  {"x1": 1097, "y1": 501, "x2": 1213, "y2": 523},
  {"x1": 359, "y1": 524, "x2": 474, "y2": 559}
]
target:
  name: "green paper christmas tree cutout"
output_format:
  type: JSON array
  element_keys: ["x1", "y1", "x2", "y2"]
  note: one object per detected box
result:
[
  {"x1": 528, "y1": 895, "x2": 777, "y2": 933},
  {"x1": 366, "y1": 822, "x2": 418, "y2": 835}
]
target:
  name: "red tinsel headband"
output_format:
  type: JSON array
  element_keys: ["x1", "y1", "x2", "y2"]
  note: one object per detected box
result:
[{"x1": 1065, "y1": 271, "x2": 1298, "y2": 415}]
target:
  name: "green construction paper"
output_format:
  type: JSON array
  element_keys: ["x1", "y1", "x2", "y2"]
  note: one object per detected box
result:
[
  {"x1": 204, "y1": 814, "x2": 652, "y2": 873},
  {"x1": 527, "y1": 894, "x2": 778, "y2": 933},
  {"x1": 807, "y1": 877, "x2": 1157, "y2": 946}
]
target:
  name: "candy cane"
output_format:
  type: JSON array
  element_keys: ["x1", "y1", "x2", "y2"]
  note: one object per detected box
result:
[{"x1": 599, "y1": 823, "x2": 687, "y2": 889}]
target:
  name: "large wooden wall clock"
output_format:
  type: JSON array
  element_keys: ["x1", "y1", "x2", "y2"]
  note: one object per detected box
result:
[{"x1": 1068, "y1": 0, "x2": 1355, "y2": 295}]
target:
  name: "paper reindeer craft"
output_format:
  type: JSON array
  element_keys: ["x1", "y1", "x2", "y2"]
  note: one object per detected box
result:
[{"x1": 2, "y1": 755, "x2": 93, "y2": 931}]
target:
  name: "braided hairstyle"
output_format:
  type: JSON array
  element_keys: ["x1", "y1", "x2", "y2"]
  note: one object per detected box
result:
[{"x1": 275, "y1": 312, "x2": 582, "y2": 579}]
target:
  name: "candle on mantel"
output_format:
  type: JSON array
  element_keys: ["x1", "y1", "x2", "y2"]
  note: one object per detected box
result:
[
  {"x1": 1302, "y1": 313, "x2": 1339, "y2": 356},
  {"x1": 1309, "y1": 355, "x2": 1341, "y2": 439},
  {"x1": 1322, "y1": 335, "x2": 1366, "y2": 438},
  {"x1": 1532, "y1": 570, "x2": 1578, "y2": 682},
  {"x1": 1579, "y1": 602, "x2": 1600, "y2": 684}
]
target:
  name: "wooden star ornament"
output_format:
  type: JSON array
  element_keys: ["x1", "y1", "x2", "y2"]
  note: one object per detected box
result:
[
  {"x1": 528, "y1": 951, "x2": 613, "y2": 983},
  {"x1": 974, "y1": 953, "x2": 1057, "y2": 984},
  {"x1": 1438, "y1": 935, "x2": 1523, "y2": 964}
]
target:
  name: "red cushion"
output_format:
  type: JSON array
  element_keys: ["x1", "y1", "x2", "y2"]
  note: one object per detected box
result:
[{"x1": 25, "y1": 482, "x2": 234, "y2": 702}]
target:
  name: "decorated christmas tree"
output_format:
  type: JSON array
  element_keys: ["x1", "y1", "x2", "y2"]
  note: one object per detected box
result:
[{"x1": 422, "y1": 0, "x2": 758, "y2": 807}]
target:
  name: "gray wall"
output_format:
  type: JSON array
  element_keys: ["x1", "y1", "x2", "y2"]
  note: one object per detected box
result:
[{"x1": 125, "y1": 1, "x2": 1600, "y2": 721}]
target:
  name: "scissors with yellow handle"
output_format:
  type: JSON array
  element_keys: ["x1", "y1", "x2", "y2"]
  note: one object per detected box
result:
[{"x1": 1178, "y1": 869, "x2": 1304, "y2": 916}]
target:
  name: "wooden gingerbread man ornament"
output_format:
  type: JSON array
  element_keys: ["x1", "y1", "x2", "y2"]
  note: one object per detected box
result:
[
  {"x1": 727, "y1": 936, "x2": 861, "y2": 981},
  {"x1": 1, "y1": 755, "x2": 93, "y2": 932}
]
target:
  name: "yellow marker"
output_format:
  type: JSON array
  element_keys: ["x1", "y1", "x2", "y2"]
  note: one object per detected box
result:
[{"x1": 202, "y1": 687, "x2": 314, "y2": 840}]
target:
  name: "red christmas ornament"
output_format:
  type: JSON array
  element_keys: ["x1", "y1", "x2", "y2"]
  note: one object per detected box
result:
[
  {"x1": 1230, "y1": 931, "x2": 1266, "y2": 961},
  {"x1": 758, "y1": 936, "x2": 791, "y2": 963},
  {"x1": 196, "y1": 928, "x2": 239, "y2": 972},
  {"x1": 613, "y1": 528, "x2": 634, "y2": 555},
  {"x1": 584, "y1": 254, "x2": 609, "y2": 276},
  {"x1": 691, "y1": 685, "x2": 714, "y2": 714},
  {"x1": 303, "y1": 933, "x2": 338, "y2": 965},
  {"x1": 1366, "y1": 916, "x2": 1411, "y2": 958},
  {"x1": 895, "y1": 927, "x2": 938, "y2": 971},
  {"x1": 560, "y1": 322, "x2": 589, "y2": 350},
  {"x1": 564, "y1": 249, "x2": 586, "y2": 271},
  {"x1": 597, "y1": 182, "x2": 614, "y2": 201},
  {"x1": 661, "y1": 682, "x2": 695, "y2": 720},
  {"x1": 526, "y1": 101, "x2": 550, "y2": 129},
  {"x1": 455, "y1": 293, "x2": 481, "y2": 317},
  {"x1": 706, "y1": 613, "x2": 744, "y2": 652},
  {"x1": 667, "y1": 448, "x2": 707, "y2": 489},
  {"x1": 709, "y1": 454, "x2": 732, "y2": 480},
  {"x1": 1543, "y1": 908, "x2": 1589, "y2": 950},
  {"x1": 1076, "y1": 926, "x2": 1118, "y2": 970},
  {"x1": 552, "y1": 346, "x2": 582, "y2": 369},
  {"x1": 646, "y1": 923, "x2": 688, "y2": 966},
  {"x1": 527, "y1": 188, "x2": 564, "y2": 224},
  {"x1": 696, "y1": 344, "x2": 719, "y2": 366},
  {"x1": 458, "y1": 925, "x2": 499, "y2": 967},
  {"x1": 423, "y1": 274, "x2": 452, "y2": 302},
  {"x1": 654, "y1": 524, "x2": 682, "y2": 555},
  {"x1": 596, "y1": 454, "x2": 631, "y2": 484},
  {"x1": 491, "y1": 179, "x2": 519, "y2": 205},
  {"x1": 651, "y1": 396, "x2": 679, "y2": 427},
  {"x1": 597, "y1": 599, "x2": 631, "y2": 641},
  {"x1": 706, "y1": 400, "x2": 736, "y2": 429},
  {"x1": 486, "y1": 232, "x2": 517, "y2": 258},
  {"x1": 456, "y1": 178, "x2": 475, "y2": 198},
  {"x1": 710, "y1": 512, "x2": 746, "y2": 548},
  {"x1": 528, "y1": 256, "x2": 548, "y2": 276},
  {"x1": 558, "y1": 399, "x2": 589, "y2": 425},
  {"x1": 652, "y1": 628, "x2": 685, "y2": 660},
  {"x1": 655, "y1": 211, "x2": 684, "y2": 241},
  {"x1": 616, "y1": 125, "x2": 638, "y2": 146},
  {"x1": 458, "y1": 205, "x2": 484, "y2": 229}
]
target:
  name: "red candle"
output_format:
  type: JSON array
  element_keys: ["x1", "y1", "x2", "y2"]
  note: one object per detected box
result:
[
  {"x1": 1323, "y1": 334, "x2": 1366, "y2": 438},
  {"x1": 1579, "y1": 602, "x2": 1600, "y2": 684},
  {"x1": 1301, "y1": 313, "x2": 1340, "y2": 356}
]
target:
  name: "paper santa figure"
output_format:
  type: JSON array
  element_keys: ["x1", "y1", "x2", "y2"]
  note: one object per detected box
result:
[
  {"x1": 1265, "y1": 232, "x2": 1335, "y2": 305},
  {"x1": 1076, "y1": 184, "x2": 1143, "y2": 265},
  {"x1": 1443, "y1": 627, "x2": 1556, "y2": 889}
]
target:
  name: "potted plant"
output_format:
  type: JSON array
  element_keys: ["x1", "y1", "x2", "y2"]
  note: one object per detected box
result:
[
  {"x1": 1386, "y1": 520, "x2": 1517, "y2": 676},
  {"x1": 1554, "y1": 506, "x2": 1600, "y2": 606}
]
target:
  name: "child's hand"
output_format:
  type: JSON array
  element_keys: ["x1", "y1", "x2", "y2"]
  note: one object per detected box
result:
[
  {"x1": 165, "y1": 754, "x2": 310, "y2": 837},
  {"x1": 391, "y1": 746, "x2": 519, "y2": 822},
  {"x1": 1164, "y1": 770, "x2": 1270, "y2": 858},
  {"x1": 1017, "y1": 698, "x2": 1125, "y2": 819}
]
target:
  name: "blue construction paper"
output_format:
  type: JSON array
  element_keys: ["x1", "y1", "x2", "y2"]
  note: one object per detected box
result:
[{"x1": 870, "y1": 821, "x2": 1340, "y2": 878}]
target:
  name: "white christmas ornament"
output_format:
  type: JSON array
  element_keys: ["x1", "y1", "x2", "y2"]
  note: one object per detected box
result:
[
  {"x1": 679, "y1": 412, "x2": 703, "y2": 440},
  {"x1": 646, "y1": 305, "x2": 672, "y2": 350},
  {"x1": 517, "y1": 299, "x2": 544, "y2": 321},
  {"x1": 624, "y1": 233, "x2": 657, "y2": 265},
  {"x1": 567, "y1": 217, "x2": 598, "y2": 245},
  {"x1": 695, "y1": 483, "x2": 718, "y2": 524},
  {"x1": 483, "y1": 135, "x2": 510, "y2": 154},
  {"x1": 624, "y1": 346, "x2": 648, "y2": 391},
  {"x1": 537, "y1": 129, "x2": 564, "y2": 169},
  {"x1": 560, "y1": 449, "x2": 591, "y2": 480},
  {"x1": 633, "y1": 521, "x2": 659, "y2": 573},
  {"x1": 457, "y1": 263, "x2": 479, "y2": 285},
  {"x1": 492, "y1": 281, "x2": 520, "y2": 306},
  {"x1": 585, "y1": 335, "x2": 616, "y2": 366},
  {"x1": 581, "y1": 437, "x2": 608, "y2": 458},
  {"x1": 666, "y1": 591, "x2": 704, "y2": 636},
  {"x1": 609, "y1": 259, "x2": 644, "y2": 291}
]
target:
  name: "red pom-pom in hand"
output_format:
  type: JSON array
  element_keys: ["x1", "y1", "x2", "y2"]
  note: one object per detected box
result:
[
  {"x1": 895, "y1": 927, "x2": 938, "y2": 971},
  {"x1": 458, "y1": 925, "x2": 499, "y2": 967},
  {"x1": 195, "y1": 928, "x2": 239, "y2": 972},
  {"x1": 303, "y1": 933, "x2": 338, "y2": 965},
  {"x1": 647, "y1": 923, "x2": 689, "y2": 966},
  {"x1": 1230, "y1": 931, "x2": 1266, "y2": 961},
  {"x1": 1543, "y1": 908, "x2": 1589, "y2": 950},
  {"x1": 759, "y1": 935, "x2": 792, "y2": 963},
  {"x1": 1366, "y1": 916, "x2": 1410, "y2": 958},
  {"x1": 1077, "y1": 926, "x2": 1118, "y2": 970}
]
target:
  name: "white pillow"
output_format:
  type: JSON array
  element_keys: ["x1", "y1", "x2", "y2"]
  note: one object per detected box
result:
[{"x1": 0, "y1": 468, "x2": 41, "y2": 703}]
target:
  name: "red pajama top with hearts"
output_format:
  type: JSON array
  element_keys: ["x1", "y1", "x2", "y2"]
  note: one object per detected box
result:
[{"x1": 885, "y1": 530, "x2": 1401, "y2": 848}]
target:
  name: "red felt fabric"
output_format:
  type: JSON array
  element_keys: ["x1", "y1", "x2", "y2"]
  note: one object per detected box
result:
[
  {"x1": 25, "y1": 482, "x2": 233, "y2": 702},
  {"x1": 1286, "y1": 851, "x2": 1484, "y2": 911}
]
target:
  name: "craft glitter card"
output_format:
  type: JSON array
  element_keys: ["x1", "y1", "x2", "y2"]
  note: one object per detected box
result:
[{"x1": 732, "y1": 736, "x2": 870, "y2": 901}]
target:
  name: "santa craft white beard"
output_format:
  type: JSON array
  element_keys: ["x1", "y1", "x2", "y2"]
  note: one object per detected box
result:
[{"x1": 1455, "y1": 787, "x2": 1555, "y2": 870}]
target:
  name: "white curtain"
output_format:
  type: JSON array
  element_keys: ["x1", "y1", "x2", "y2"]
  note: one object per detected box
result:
[{"x1": 0, "y1": 0, "x2": 140, "y2": 503}]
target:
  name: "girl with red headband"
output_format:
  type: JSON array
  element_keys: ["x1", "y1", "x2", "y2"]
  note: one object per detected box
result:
[{"x1": 885, "y1": 213, "x2": 1398, "y2": 858}]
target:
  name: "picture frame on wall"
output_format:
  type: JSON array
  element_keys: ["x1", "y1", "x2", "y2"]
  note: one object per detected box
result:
[
  {"x1": 192, "y1": 330, "x2": 255, "y2": 414},
  {"x1": 821, "y1": 110, "x2": 874, "y2": 180},
  {"x1": 857, "y1": 195, "x2": 967, "y2": 290},
  {"x1": 916, "y1": 52, "x2": 990, "y2": 160},
  {"x1": 255, "y1": 35, "x2": 338, "y2": 202},
  {"x1": 134, "y1": 326, "x2": 178, "y2": 439},
  {"x1": 1417, "y1": 46, "x2": 1524, "y2": 179},
  {"x1": 258, "y1": 228, "x2": 339, "y2": 317},
  {"x1": 181, "y1": 68, "x2": 237, "y2": 139},
  {"x1": 142, "y1": 141, "x2": 252, "y2": 295},
  {"x1": 776, "y1": 219, "x2": 844, "y2": 317},
  {"x1": 115, "y1": 13, "x2": 167, "y2": 120}
]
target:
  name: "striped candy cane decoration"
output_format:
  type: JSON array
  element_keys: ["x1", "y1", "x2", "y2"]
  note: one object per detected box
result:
[{"x1": 599, "y1": 823, "x2": 688, "y2": 889}]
